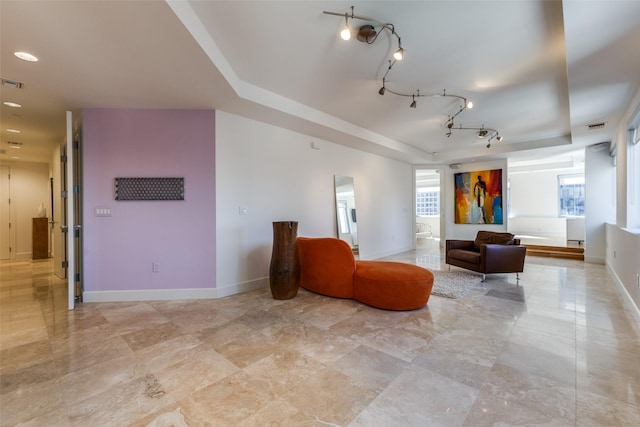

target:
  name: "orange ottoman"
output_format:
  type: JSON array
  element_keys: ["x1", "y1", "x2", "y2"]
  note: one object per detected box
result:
[
  {"x1": 297, "y1": 237, "x2": 433, "y2": 311},
  {"x1": 355, "y1": 261, "x2": 434, "y2": 310}
]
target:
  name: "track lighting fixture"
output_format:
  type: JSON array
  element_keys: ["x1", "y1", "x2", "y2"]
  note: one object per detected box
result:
[
  {"x1": 378, "y1": 79, "x2": 386, "y2": 95},
  {"x1": 444, "y1": 122, "x2": 504, "y2": 148},
  {"x1": 324, "y1": 7, "x2": 403, "y2": 55},
  {"x1": 324, "y1": 6, "x2": 502, "y2": 146}
]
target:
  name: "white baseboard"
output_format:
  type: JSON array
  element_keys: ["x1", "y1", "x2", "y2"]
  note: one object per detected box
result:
[
  {"x1": 83, "y1": 277, "x2": 269, "y2": 303},
  {"x1": 215, "y1": 277, "x2": 269, "y2": 298},
  {"x1": 607, "y1": 262, "x2": 640, "y2": 327}
]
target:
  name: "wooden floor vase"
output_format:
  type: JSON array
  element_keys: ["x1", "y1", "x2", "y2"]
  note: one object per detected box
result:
[{"x1": 269, "y1": 221, "x2": 300, "y2": 299}]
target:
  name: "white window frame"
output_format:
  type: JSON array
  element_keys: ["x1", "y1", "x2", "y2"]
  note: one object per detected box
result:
[{"x1": 558, "y1": 174, "x2": 585, "y2": 217}]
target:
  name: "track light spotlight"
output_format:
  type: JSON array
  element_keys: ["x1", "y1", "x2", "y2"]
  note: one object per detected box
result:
[
  {"x1": 410, "y1": 95, "x2": 416, "y2": 108},
  {"x1": 466, "y1": 101, "x2": 474, "y2": 109},
  {"x1": 486, "y1": 142, "x2": 491, "y2": 149},
  {"x1": 477, "y1": 129, "x2": 488, "y2": 138},
  {"x1": 496, "y1": 135, "x2": 503, "y2": 142},
  {"x1": 340, "y1": 24, "x2": 351, "y2": 40},
  {"x1": 393, "y1": 45, "x2": 404, "y2": 61},
  {"x1": 339, "y1": 8, "x2": 352, "y2": 40},
  {"x1": 379, "y1": 86, "x2": 385, "y2": 95}
]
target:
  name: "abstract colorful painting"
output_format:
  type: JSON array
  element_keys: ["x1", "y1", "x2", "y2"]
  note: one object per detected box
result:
[{"x1": 454, "y1": 169, "x2": 503, "y2": 224}]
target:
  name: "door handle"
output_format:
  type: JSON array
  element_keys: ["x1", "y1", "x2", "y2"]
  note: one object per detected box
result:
[{"x1": 74, "y1": 225, "x2": 82, "y2": 230}]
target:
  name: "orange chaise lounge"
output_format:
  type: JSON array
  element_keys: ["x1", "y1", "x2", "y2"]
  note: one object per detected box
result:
[{"x1": 296, "y1": 237, "x2": 434, "y2": 310}]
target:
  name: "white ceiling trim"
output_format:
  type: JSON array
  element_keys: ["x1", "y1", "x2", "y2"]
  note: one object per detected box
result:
[{"x1": 167, "y1": 0, "x2": 433, "y2": 162}]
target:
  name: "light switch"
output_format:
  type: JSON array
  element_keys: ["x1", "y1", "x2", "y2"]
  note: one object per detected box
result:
[{"x1": 95, "y1": 207, "x2": 112, "y2": 217}]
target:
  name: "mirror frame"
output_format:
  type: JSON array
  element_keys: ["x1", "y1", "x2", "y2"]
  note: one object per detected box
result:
[{"x1": 334, "y1": 175, "x2": 358, "y2": 253}]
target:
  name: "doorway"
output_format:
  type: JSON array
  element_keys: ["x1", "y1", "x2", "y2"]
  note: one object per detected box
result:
[
  {"x1": 415, "y1": 169, "x2": 441, "y2": 248},
  {"x1": 60, "y1": 111, "x2": 83, "y2": 310},
  {"x1": 0, "y1": 165, "x2": 11, "y2": 259},
  {"x1": 51, "y1": 111, "x2": 82, "y2": 310}
]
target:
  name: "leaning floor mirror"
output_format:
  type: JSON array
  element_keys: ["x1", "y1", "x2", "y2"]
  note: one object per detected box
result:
[{"x1": 334, "y1": 175, "x2": 359, "y2": 255}]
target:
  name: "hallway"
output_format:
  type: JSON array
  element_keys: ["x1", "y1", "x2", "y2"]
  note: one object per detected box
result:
[{"x1": 1, "y1": 247, "x2": 639, "y2": 425}]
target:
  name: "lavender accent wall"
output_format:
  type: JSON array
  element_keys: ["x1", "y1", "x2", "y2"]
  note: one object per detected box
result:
[{"x1": 82, "y1": 109, "x2": 216, "y2": 293}]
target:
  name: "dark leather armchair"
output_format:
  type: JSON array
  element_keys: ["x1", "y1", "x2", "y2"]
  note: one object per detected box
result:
[{"x1": 446, "y1": 231, "x2": 526, "y2": 281}]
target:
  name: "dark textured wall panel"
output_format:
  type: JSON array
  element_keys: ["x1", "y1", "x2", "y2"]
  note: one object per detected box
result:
[{"x1": 115, "y1": 177, "x2": 185, "y2": 201}]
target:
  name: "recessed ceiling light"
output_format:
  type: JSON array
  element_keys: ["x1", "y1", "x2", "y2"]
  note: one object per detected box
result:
[
  {"x1": 14, "y1": 51, "x2": 38, "y2": 62},
  {"x1": 6, "y1": 129, "x2": 21, "y2": 133},
  {"x1": 3, "y1": 102, "x2": 22, "y2": 108}
]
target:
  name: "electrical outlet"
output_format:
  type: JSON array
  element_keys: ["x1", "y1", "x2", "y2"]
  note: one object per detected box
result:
[
  {"x1": 239, "y1": 206, "x2": 248, "y2": 215},
  {"x1": 152, "y1": 262, "x2": 160, "y2": 273}
]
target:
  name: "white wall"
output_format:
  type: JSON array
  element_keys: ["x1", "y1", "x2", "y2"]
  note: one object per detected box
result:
[
  {"x1": 509, "y1": 170, "x2": 559, "y2": 218},
  {"x1": 0, "y1": 161, "x2": 50, "y2": 259},
  {"x1": 606, "y1": 224, "x2": 640, "y2": 313},
  {"x1": 442, "y1": 159, "x2": 508, "y2": 241},
  {"x1": 508, "y1": 166, "x2": 591, "y2": 245},
  {"x1": 215, "y1": 111, "x2": 414, "y2": 294},
  {"x1": 585, "y1": 146, "x2": 616, "y2": 263},
  {"x1": 606, "y1": 85, "x2": 640, "y2": 317}
]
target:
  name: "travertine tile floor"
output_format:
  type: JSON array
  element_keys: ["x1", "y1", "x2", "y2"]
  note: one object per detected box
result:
[{"x1": 1, "y1": 240, "x2": 640, "y2": 426}]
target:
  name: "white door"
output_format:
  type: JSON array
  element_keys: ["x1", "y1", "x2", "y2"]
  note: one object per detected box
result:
[
  {"x1": 65, "y1": 111, "x2": 76, "y2": 310},
  {"x1": 0, "y1": 165, "x2": 12, "y2": 259},
  {"x1": 52, "y1": 145, "x2": 65, "y2": 278}
]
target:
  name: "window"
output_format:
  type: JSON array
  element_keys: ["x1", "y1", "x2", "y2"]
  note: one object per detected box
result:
[
  {"x1": 630, "y1": 124, "x2": 640, "y2": 227},
  {"x1": 416, "y1": 189, "x2": 439, "y2": 216},
  {"x1": 558, "y1": 174, "x2": 584, "y2": 217}
]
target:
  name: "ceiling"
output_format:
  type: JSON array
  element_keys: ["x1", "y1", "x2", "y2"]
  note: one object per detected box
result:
[{"x1": 2, "y1": 1, "x2": 639, "y2": 167}]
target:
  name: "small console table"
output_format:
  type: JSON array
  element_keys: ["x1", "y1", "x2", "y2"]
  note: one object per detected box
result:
[{"x1": 32, "y1": 217, "x2": 49, "y2": 260}]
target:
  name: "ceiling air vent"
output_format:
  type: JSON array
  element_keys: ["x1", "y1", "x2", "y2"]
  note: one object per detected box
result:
[
  {"x1": 1, "y1": 78, "x2": 24, "y2": 89},
  {"x1": 8, "y1": 141, "x2": 23, "y2": 147},
  {"x1": 587, "y1": 122, "x2": 606, "y2": 130}
]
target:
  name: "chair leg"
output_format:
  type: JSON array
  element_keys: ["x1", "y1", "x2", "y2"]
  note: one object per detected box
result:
[
  {"x1": 448, "y1": 264, "x2": 451, "y2": 272},
  {"x1": 482, "y1": 273, "x2": 486, "y2": 282},
  {"x1": 516, "y1": 272, "x2": 520, "y2": 281}
]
